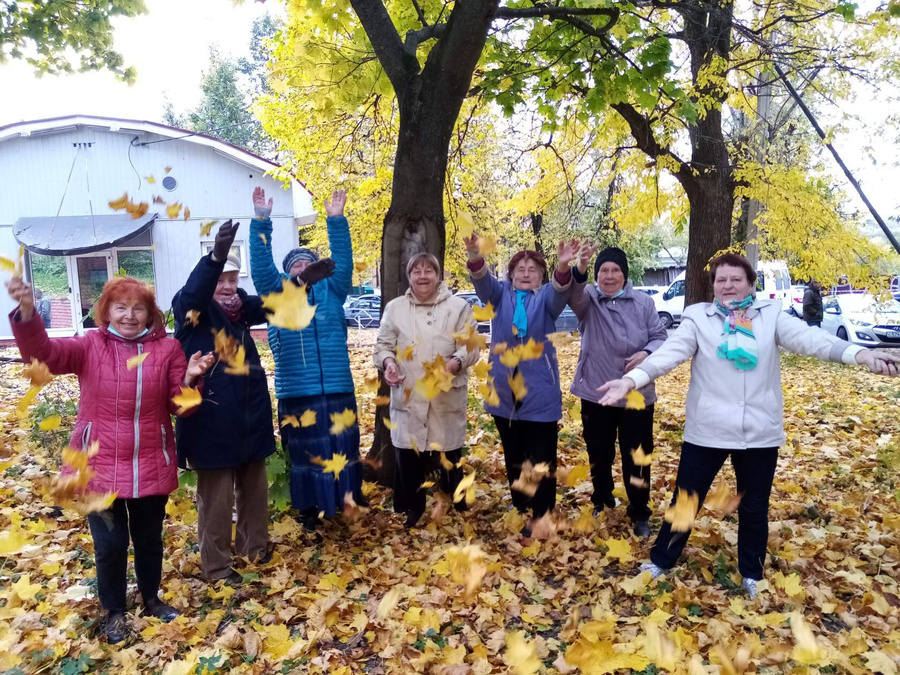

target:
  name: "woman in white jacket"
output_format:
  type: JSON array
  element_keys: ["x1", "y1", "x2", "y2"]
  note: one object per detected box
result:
[
  {"x1": 598, "y1": 253, "x2": 898, "y2": 598},
  {"x1": 374, "y1": 253, "x2": 480, "y2": 528}
]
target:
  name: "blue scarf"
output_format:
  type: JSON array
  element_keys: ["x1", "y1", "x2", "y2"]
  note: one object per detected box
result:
[
  {"x1": 512, "y1": 289, "x2": 530, "y2": 337},
  {"x1": 108, "y1": 326, "x2": 150, "y2": 340}
]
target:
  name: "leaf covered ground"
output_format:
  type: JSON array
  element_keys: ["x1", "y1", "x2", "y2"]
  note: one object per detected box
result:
[{"x1": 0, "y1": 334, "x2": 898, "y2": 674}]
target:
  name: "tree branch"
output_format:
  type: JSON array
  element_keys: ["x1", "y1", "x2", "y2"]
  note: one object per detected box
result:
[
  {"x1": 404, "y1": 23, "x2": 447, "y2": 54},
  {"x1": 348, "y1": 0, "x2": 420, "y2": 92},
  {"x1": 610, "y1": 102, "x2": 694, "y2": 187},
  {"x1": 495, "y1": 4, "x2": 619, "y2": 31}
]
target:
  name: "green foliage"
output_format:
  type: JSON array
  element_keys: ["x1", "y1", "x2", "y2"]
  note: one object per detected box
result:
[
  {"x1": 0, "y1": 0, "x2": 146, "y2": 82},
  {"x1": 30, "y1": 254, "x2": 68, "y2": 297},
  {"x1": 29, "y1": 395, "x2": 77, "y2": 459},
  {"x1": 266, "y1": 441, "x2": 291, "y2": 512}
]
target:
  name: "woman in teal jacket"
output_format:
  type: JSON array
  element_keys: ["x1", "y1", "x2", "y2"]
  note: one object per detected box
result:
[{"x1": 249, "y1": 187, "x2": 363, "y2": 531}]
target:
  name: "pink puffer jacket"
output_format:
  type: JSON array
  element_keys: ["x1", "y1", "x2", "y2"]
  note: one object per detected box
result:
[{"x1": 11, "y1": 310, "x2": 196, "y2": 498}]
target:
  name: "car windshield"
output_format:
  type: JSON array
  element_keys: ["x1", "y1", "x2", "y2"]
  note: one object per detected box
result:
[{"x1": 840, "y1": 295, "x2": 900, "y2": 314}]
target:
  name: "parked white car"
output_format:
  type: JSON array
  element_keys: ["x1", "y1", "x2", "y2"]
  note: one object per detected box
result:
[
  {"x1": 653, "y1": 261, "x2": 792, "y2": 329},
  {"x1": 788, "y1": 284, "x2": 807, "y2": 317},
  {"x1": 634, "y1": 285, "x2": 666, "y2": 297},
  {"x1": 821, "y1": 293, "x2": 900, "y2": 348}
]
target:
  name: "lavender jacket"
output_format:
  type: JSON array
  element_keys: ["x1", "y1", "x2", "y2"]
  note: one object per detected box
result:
[
  {"x1": 470, "y1": 261, "x2": 572, "y2": 422},
  {"x1": 568, "y1": 275, "x2": 668, "y2": 406}
]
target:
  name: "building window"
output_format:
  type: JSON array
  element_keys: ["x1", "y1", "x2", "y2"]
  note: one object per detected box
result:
[
  {"x1": 201, "y1": 240, "x2": 248, "y2": 277},
  {"x1": 28, "y1": 252, "x2": 74, "y2": 330},
  {"x1": 115, "y1": 249, "x2": 156, "y2": 288}
]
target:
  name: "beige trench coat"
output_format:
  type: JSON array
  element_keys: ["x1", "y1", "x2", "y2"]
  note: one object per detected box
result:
[{"x1": 373, "y1": 285, "x2": 480, "y2": 452}]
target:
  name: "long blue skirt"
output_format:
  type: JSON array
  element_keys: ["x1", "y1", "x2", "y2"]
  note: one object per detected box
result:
[{"x1": 278, "y1": 392, "x2": 364, "y2": 517}]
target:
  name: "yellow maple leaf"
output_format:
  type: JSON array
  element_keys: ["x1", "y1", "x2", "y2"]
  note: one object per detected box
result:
[
  {"x1": 445, "y1": 544, "x2": 487, "y2": 599},
  {"x1": 126, "y1": 200, "x2": 149, "y2": 220},
  {"x1": 213, "y1": 328, "x2": 240, "y2": 362},
  {"x1": 0, "y1": 523, "x2": 30, "y2": 555},
  {"x1": 415, "y1": 355, "x2": 455, "y2": 399},
  {"x1": 453, "y1": 471, "x2": 475, "y2": 504},
  {"x1": 172, "y1": 387, "x2": 202, "y2": 414},
  {"x1": 453, "y1": 324, "x2": 487, "y2": 352},
  {"x1": 565, "y1": 637, "x2": 650, "y2": 673},
  {"x1": 472, "y1": 361, "x2": 491, "y2": 379},
  {"x1": 664, "y1": 489, "x2": 699, "y2": 532},
  {"x1": 397, "y1": 344, "x2": 415, "y2": 361},
  {"x1": 790, "y1": 613, "x2": 829, "y2": 666},
  {"x1": 185, "y1": 309, "x2": 201, "y2": 326},
  {"x1": 280, "y1": 415, "x2": 300, "y2": 428},
  {"x1": 329, "y1": 408, "x2": 356, "y2": 434},
  {"x1": 457, "y1": 210, "x2": 475, "y2": 239},
  {"x1": 166, "y1": 202, "x2": 183, "y2": 219},
  {"x1": 439, "y1": 452, "x2": 455, "y2": 471},
  {"x1": 479, "y1": 233, "x2": 497, "y2": 256},
  {"x1": 604, "y1": 537, "x2": 634, "y2": 562},
  {"x1": 199, "y1": 220, "x2": 217, "y2": 236},
  {"x1": 313, "y1": 453, "x2": 349, "y2": 478},
  {"x1": 354, "y1": 260, "x2": 369, "y2": 273},
  {"x1": 74, "y1": 490, "x2": 117, "y2": 515},
  {"x1": 774, "y1": 571, "x2": 805, "y2": 598},
  {"x1": 23, "y1": 358, "x2": 53, "y2": 387},
  {"x1": 300, "y1": 409, "x2": 317, "y2": 427},
  {"x1": 11, "y1": 574, "x2": 42, "y2": 602},
  {"x1": 258, "y1": 623, "x2": 293, "y2": 660},
  {"x1": 546, "y1": 331, "x2": 578, "y2": 349},
  {"x1": 625, "y1": 389, "x2": 646, "y2": 410},
  {"x1": 17, "y1": 385, "x2": 40, "y2": 417},
  {"x1": 562, "y1": 464, "x2": 589, "y2": 487},
  {"x1": 630, "y1": 446, "x2": 653, "y2": 467},
  {"x1": 505, "y1": 631, "x2": 540, "y2": 675},
  {"x1": 472, "y1": 302, "x2": 496, "y2": 322},
  {"x1": 706, "y1": 481, "x2": 742, "y2": 514},
  {"x1": 642, "y1": 622, "x2": 679, "y2": 670},
  {"x1": 38, "y1": 415, "x2": 61, "y2": 431},
  {"x1": 126, "y1": 352, "x2": 149, "y2": 371},
  {"x1": 477, "y1": 378, "x2": 500, "y2": 406},
  {"x1": 225, "y1": 345, "x2": 250, "y2": 375},
  {"x1": 108, "y1": 192, "x2": 130, "y2": 210},
  {"x1": 518, "y1": 338, "x2": 544, "y2": 360},
  {"x1": 508, "y1": 372, "x2": 528, "y2": 401},
  {"x1": 262, "y1": 279, "x2": 317, "y2": 331},
  {"x1": 145, "y1": 175, "x2": 155, "y2": 184}
]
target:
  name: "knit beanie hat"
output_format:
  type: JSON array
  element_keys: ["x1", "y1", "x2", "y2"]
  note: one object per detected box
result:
[
  {"x1": 282, "y1": 248, "x2": 319, "y2": 273},
  {"x1": 593, "y1": 246, "x2": 629, "y2": 281}
]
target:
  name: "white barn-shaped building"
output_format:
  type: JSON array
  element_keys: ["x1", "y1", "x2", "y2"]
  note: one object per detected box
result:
[{"x1": 0, "y1": 115, "x2": 316, "y2": 339}]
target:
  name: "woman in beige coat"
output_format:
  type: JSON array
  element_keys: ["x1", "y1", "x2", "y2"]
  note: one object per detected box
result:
[{"x1": 374, "y1": 253, "x2": 480, "y2": 527}]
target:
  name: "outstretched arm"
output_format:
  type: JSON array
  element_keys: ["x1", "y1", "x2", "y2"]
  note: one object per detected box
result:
[
  {"x1": 323, "y1": 190, "x2": 354, "y2": 303},
  {"x1": 464, "y1": 232, "x2": 504, "y2": 306},
  {"x1": 248, "y1": 187, "x2": 284, "y2": 296},
  {"x1": 543, "y1": 238, "x2": 580, "y2": 319}
]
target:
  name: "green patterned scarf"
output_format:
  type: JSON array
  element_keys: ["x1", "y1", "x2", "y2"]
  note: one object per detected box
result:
[{"x1": 714, "y1": 295, "x2": 757, "y2": 371}]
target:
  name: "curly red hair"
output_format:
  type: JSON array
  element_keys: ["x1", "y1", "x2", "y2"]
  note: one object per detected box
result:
[{"x1": 93, "y1": 277, "x2": 164, "y2": 330}]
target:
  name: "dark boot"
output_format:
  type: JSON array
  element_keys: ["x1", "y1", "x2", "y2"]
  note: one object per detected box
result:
[
  {"x1": 633, "y1": 519, "x2": 651, "y2": 538},
  {"x1": 144, "y1": 598, "x2": 180, "y2": 622},
  {"x1": 103, "y1": 611, "x2": 128, "y2": 644}
]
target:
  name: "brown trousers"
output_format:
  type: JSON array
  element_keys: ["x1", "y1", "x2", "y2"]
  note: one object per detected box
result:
[{"x1": 196, "y1": 460, "x2": 269, "y2": 580}]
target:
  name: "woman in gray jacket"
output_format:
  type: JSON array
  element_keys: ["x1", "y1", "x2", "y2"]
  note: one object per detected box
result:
[
  {"x1": 598, "y1": 253, "x2": 898, "y2": 598},
  {"x1": 568, "y1": 245, "x2": 668, "y2": 537}
]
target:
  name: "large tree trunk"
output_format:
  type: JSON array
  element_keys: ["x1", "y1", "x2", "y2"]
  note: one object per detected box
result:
[{"x1": 682, "y1": 172, "x2": 734, "y2": 305}]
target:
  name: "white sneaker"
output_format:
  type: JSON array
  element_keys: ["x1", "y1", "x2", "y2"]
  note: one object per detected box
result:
[
  {"x1": 639, "y1": 562, "x2": 667, "y2": 580},
  {"x1": 742, "y1": 578, "x2": 758, "y2": 599}
]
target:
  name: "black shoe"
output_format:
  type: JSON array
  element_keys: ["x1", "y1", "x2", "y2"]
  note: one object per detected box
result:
[
  {"x1": 298, "y1": 513, "x2": 320, "y2": 532},
  {"x1": 103, "y1": 611, "x2": 128, "y2": 644},
  {"x1": 255, "y1": 548, "x2": 274, "y2": 565},
  {"x1": 355, "y1": 494, "x2": 371, "y2": 508},
  {"x1": 520, "y1": 524, "x2": 532, "y2": 539},
  {"x1": 453, "y1": 499, "x2": 469, "y2": 513},
  {"x1": 145, "y1": 598, "x2": 180, "y2": 623},
  {"x1": 224, "y1": 569, "x2": 244, "y2": 586},
  {"x1": 633, "y1": 520, "x2": 651, "y2": 538},
  {"x1": 404, "y1": 509, "x2": 424, "y2": 529}
]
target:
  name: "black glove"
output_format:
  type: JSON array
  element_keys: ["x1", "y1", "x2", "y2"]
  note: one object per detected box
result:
[
  {"x1": 212, "y1": 220, "x2": 240, "y2": 261},
  {"x1": 295, "y1": 258, "x2": 335, "y2": 286}
]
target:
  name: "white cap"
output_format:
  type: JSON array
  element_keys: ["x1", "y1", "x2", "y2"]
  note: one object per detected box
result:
[{"x1": 222, "y1": 254, "x2": 241, "y2": 273}]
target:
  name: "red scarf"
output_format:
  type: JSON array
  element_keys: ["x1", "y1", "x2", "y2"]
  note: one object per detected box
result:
[{"x1": 216, "y1": 293, "x2": 244, "y2": 323}]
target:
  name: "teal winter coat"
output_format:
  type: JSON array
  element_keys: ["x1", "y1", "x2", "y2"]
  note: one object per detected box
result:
[{"x1": 249, "y1": 216, "x2": 355, "y2": 399}]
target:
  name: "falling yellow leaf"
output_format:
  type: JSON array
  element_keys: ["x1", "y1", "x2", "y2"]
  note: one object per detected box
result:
[
  {"x1": 172, "y1": 387, "x2": 202, "y2": 414},
  {"x1": 74, "y1": 491, "x2": 118, "y2": 515},
  {"x1": 126, "y1": 200, "x2": 149, "y2": 220},
  {"x1": 642, "y1": 622, "x2": 679, "y2": 671},
  {"x1": 329, "y1": 408, "x2": 356, "y2": 434},
  {"x1": 153, "y1": 194, "x2": 165, "y2": 204},
  {"x1": 383, "y1": 417, "x2": 397, "y2": 431},
  {"x1": 199, "y1": 220, "x2": 217, "y2": 236},
  {"x1": 478, "y1": 233, "x2": 497, "y2": 257},
  {"x1": 300, "y1": 409, "x2": 317, "y2": 427},
  {"x1": 185, "y1": 309, "x2": 200, "y2": 326},
  {"x1": 477, "y1": 378, "x2": 500, "y2": 406},
  {"x1": 397, "y1": 344, "x2": 415, "y2": 361},
  {"x1": 445, "y1": 544, "x2": 487, "y2": 599},
  {"x1": 439, "y1": 452, "x2": 455, "y2": 471},
  {"x1": 373, "y1": 395, "x2": 391, "y2": 406},
  {"x1": 472, "y1": 361, "x2": 491, "y2": 379},
  {"x1": 511, "y1": 460, "x2": 549, "y2": 497},
  {"x1": 546, "y1": 331, "x2": 578, "y2": 349},
  {"x1": 706, "y1": 481, "x2": 742, "y2": 514},
  {"x1": 504, "y1": 631, "x2": 540, "y2": 675},
  {"x1": 17, "y1": 385, "x2": 40, "y2": 416},
  {"x1": 664, "y1": 489, "x2": 699, "y2": 532},
  {"x1": 453, "y1": 324, "x2": 488, "y2": 352},
  {"x1": 38, "y1": 415, "x2": 61, "y2": 431},
  {"x1": 23, "y1": 358, "x2": 53, "y2": 387},
  {"x1": 354, "y1": 260, "x2": 369, "y2": 273},
  {"x1": 281, "y1": 415, "x2": 300, "y2": 428},
  {"x1": 165, "y1": 166, "x2": 172, "y2": 174},
  {"x1": 790, "y1": 613, "x2": 829, "y2": 666},
  {"x1": 414, "y1": 355, "x2": 455, "y2": 400},
  {"x1": 564, "y1": 464, "x2": 590, "y2": 487},
  {"x1": 472, "y1": 302, "x2": 495, "y2": 322},
  {"x1": 0, "y1": 255, "x2": 16, "y2": 273},
  {"x1": 213, "y1": 328, "x2": 240, "y2": 362},
  {"x1": 225, "y1": 345, "x2": 250, "y2": 375},
  {"x1": 108, "y1": 192, "x2": 129, "y2": 210},
  {"x1": 259, "y1": 232, "x2": 268, "y2": 246},
  {"x1": 183, "y1": 206, "x2": 191, "y2": 221},
  {"x1": 261, "y1": 278, "x2": 317, "y2": 332},
  {"x1": 630, "y1": 446, "x2": 653, "y2": 467},
  {"x1": 625, "y1": 389, "x2": 646, "y2": 410},
  {"x1": 313, "y1": 453, "x2": 349, "y2": 478},
  {"x1": 453, "y1": 471, "x2": 475, "y2": 504},
  {"x1": 508, "y1": 372, "x2": 528, "y2": 401},
  {"x1": 457, "y1": 210, "x2": 475, "y2": 239},
  {"x1": 127, "y1": 352, "x2": 150, "y2": 371},
  {"x1": 145, "y1": 175, "x2": 156, "y2": 184},
  {"x1": 166, "y1": 202, "x2": 183, "y2": 219}
]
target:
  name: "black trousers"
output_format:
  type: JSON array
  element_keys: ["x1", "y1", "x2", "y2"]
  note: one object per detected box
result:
[
  {"x1": 493, "y1": 416, "x2": 558, "y2": 519},
  {"x1": 651, "y1": 441, "x2": 778, "y2": 580},
  {"x1": 393, "y1": 447, "x2": 463, "y2": 516},
  {"x1": 581, "y1": 399, "x2": 655, "y2": 520},
  {"x1": 87, "y1": 495, "x2": 168, "y2": 612}
]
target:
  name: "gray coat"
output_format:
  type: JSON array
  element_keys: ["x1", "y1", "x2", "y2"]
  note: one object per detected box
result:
[{"x1": 568, "y1": 280, "x2": 668, "y2": 405}]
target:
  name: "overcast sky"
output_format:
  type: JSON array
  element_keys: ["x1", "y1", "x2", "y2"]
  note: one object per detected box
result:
[{"x1": 0, "y1": 0, "x2": 896, "y2": 243}]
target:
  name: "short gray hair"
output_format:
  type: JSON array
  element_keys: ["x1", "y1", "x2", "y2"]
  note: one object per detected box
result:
[{"x1": 406, "y1": 252, "x2": 441, "y2": 278}]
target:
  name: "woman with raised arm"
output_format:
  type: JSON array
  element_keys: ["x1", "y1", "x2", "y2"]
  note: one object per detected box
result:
[
  {"x1": 5, "y1": 275, "x2": 213, "y2": 643},
  {"x1": 567, "y1": 244, "x2": 668, "y2": 537},
  {"x1": 248, "y1": 187, "x2": 364, "y2": 532},
  {"x1": 464, "y1": 232, "x2": 579, "y2": 536},
  {"x1": 374, "y1": 253, "x2": 480, "y2": 528},
  {"x1": 597, "y1": 253, "x2": 899, "y2": 598}
]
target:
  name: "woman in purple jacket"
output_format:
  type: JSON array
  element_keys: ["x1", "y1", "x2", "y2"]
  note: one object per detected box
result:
[
  {"x1": 464, "y1": 232, "x2": 580, "y2": 536},
  {"x1": 568, "y1": 245, "x2": 668, "y2": 537}
]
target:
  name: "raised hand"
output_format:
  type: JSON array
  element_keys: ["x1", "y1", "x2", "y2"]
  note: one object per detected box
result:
[
  {"x1": 252, "y1": 186, "x2": 273, "y2": 220},
  {"x1": 5, "y1": 276, "x2": 34, "y2": 321},
  {"x1": 577, "y1": 241, "x2": 601, "y2": 274},
  {"x1": 324, "y1": 190, "x2": 347, "y2": 218},
  {"x1": 597, "y1": 377, "x2": 636, "y2": 406},
  {"x1": 185, "y1": 351, "x2": 215, "y2": 386},
  {"x1": 296, "y1": 258, "x2": 335, "y2": 286},
  {"x1": 212, "y1": 220, "x2": 240, "y2": 261},
  {"x1": 463, "y1": 232, "x2": 482, "y2": 260},
  {"x1": 557, "y1": 238, "x2": 581, "y2": 269}
]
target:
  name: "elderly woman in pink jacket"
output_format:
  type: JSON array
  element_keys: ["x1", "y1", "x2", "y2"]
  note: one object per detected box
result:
[
  {"x1": 598, "y1": 253, "x2": 898, "y2": 598},
  {"x1": 6, "y1": 275, "x2": 213, "y2": 643}
]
